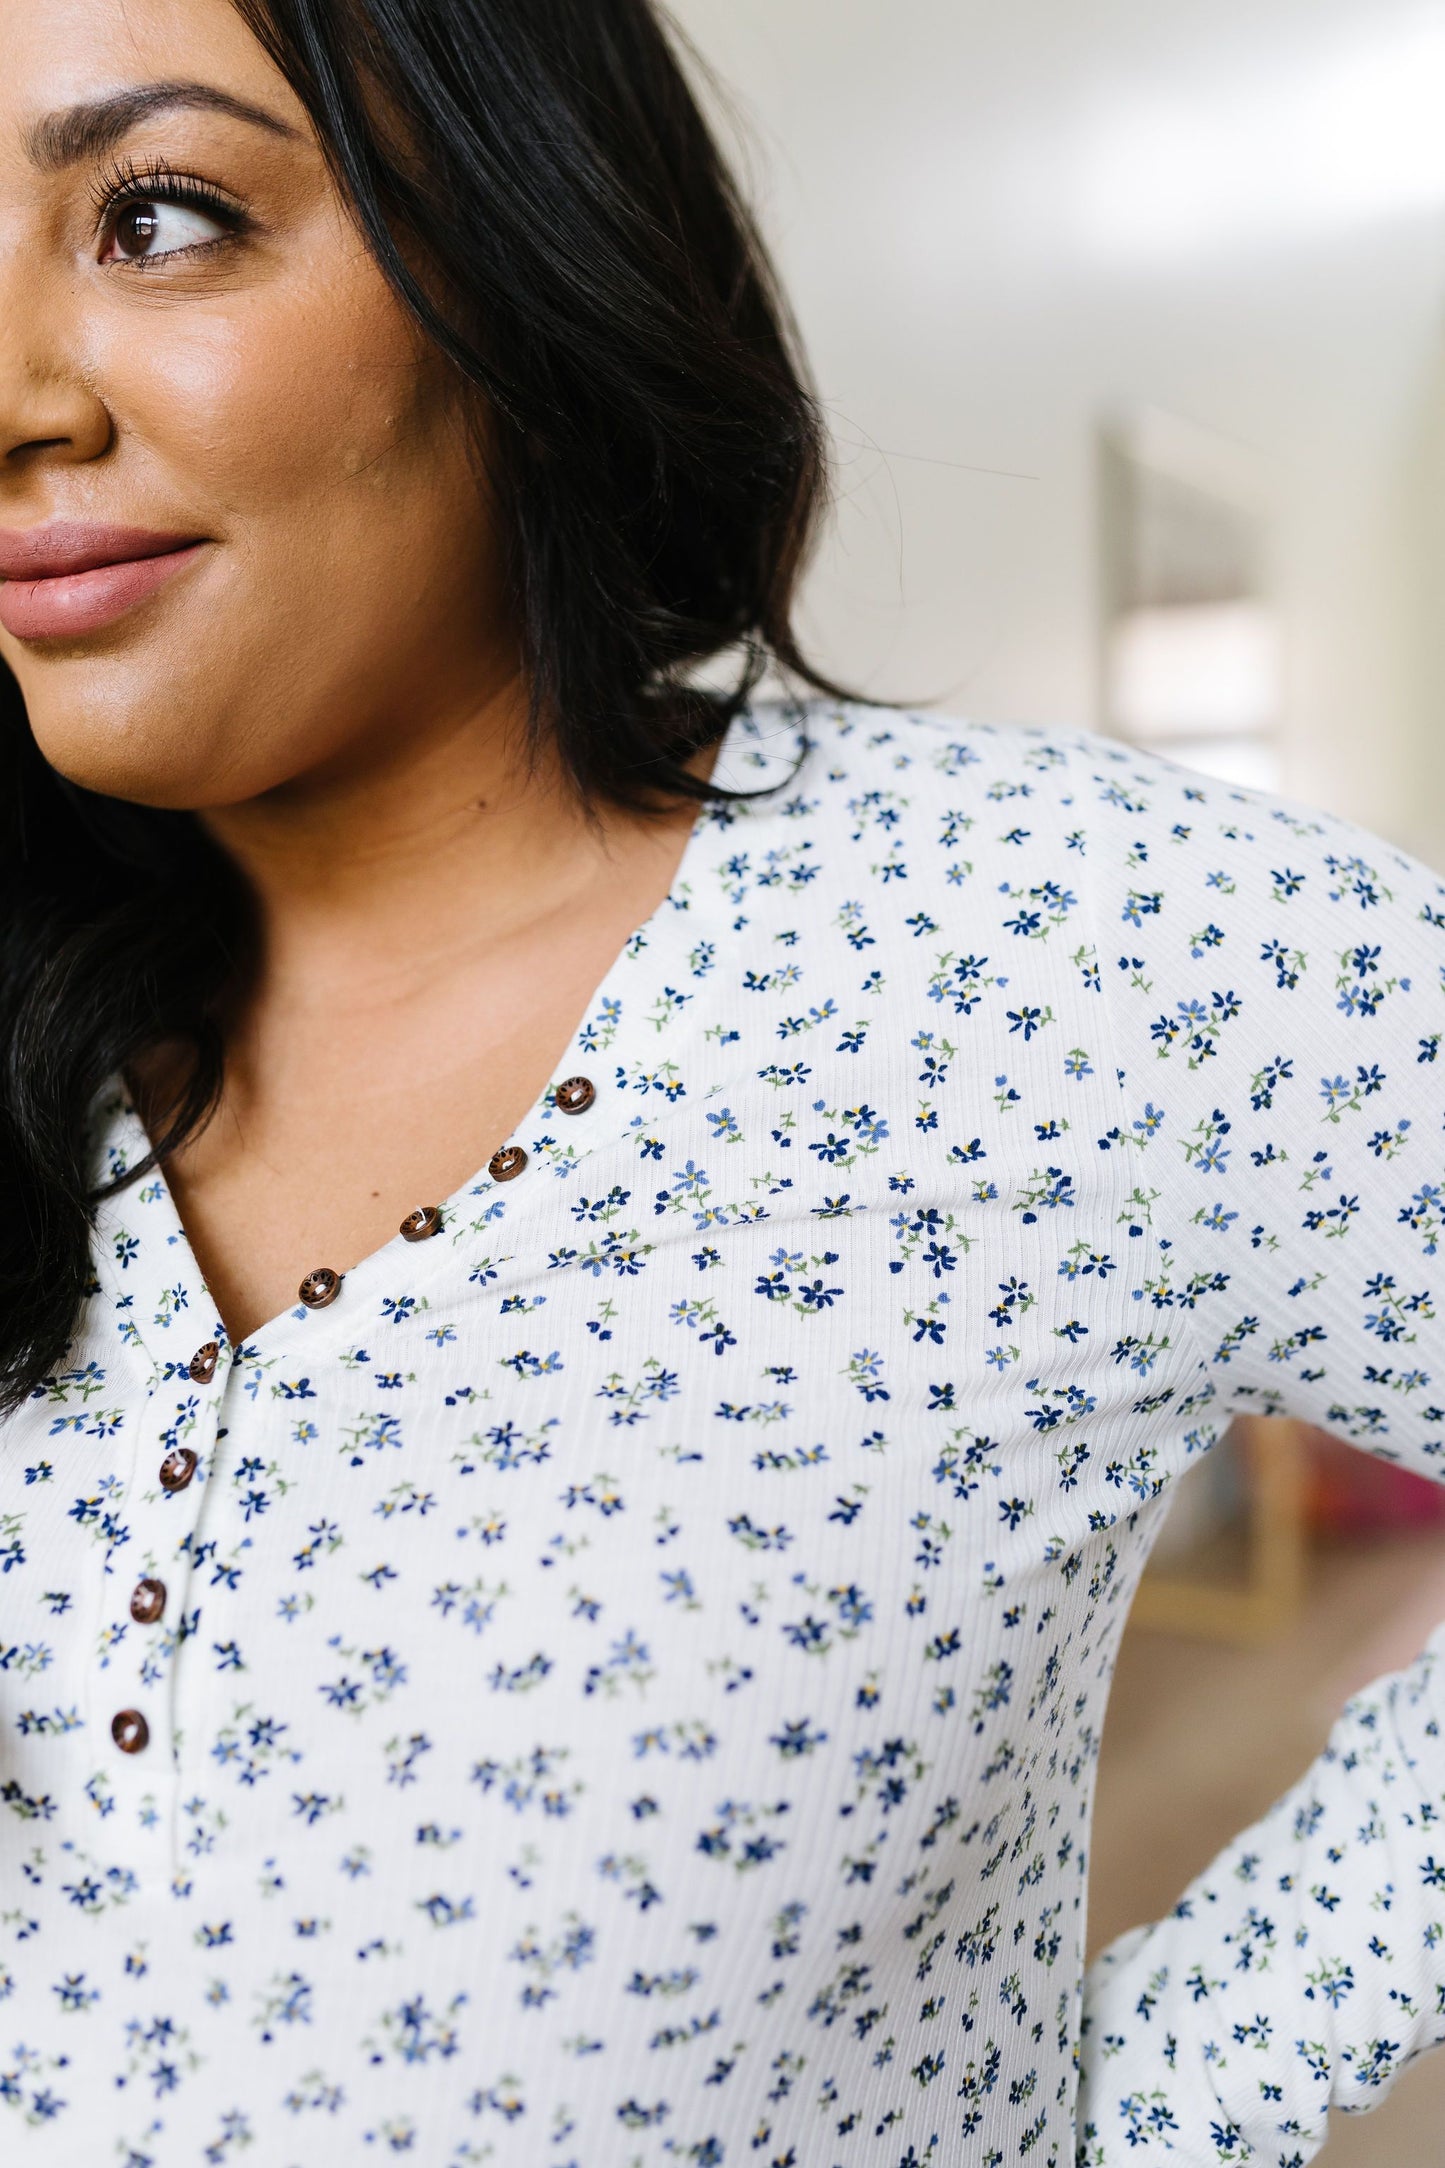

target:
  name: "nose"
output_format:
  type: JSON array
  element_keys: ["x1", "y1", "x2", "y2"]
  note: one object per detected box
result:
[{"x1": 0, "y1": 256, "x2": 113, "y2": 473}]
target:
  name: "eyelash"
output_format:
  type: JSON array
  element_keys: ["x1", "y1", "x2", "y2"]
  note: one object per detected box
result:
[{"x1": 88, "y1": 154, "x2": 250, "y2": 268}]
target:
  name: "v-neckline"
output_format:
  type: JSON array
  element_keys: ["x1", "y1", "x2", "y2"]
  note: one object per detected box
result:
[{"x1": 90, "y1": 706, "x2": 808, "y2": 1371}]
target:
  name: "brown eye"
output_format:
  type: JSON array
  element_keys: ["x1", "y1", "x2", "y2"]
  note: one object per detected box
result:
[
  {"x1": 114, "y1": 205, "x2": 161, "y2": 258},
  {"x1": 102, "y1": 197, "x2": 229, "y2": 266}
]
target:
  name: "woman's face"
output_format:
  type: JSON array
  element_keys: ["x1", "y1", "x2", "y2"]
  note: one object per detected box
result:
[{"x1": 0, "y1": 0, "x2": 511, "y2": 810}]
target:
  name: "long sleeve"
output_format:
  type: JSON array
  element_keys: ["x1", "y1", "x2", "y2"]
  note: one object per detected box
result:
[
  {"x1": 1076, "y1": 1625, "x2": 1445, "y2": 2163},
  {"x1": 1074, "y1": 754, "x2": 1445, "y2": 2161},
  {"x1": 1083, "y1": 753, "x2": 1445, "y2": 1476},
  {"x1": 1091, "y1": 763, "x2": 1438, "y2": 1474}
]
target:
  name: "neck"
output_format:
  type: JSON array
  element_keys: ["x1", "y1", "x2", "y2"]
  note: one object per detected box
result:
[{"x1": 200, "y1": 669, "x2": 668, "y2": 1021}]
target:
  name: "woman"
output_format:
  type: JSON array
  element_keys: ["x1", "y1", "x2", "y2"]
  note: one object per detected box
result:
[{"x1": 0, "y1": 0, "x2": 1441, "y2": 2161}]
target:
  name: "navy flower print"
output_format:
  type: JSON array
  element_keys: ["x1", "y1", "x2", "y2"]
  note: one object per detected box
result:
[
  {"x1": 1077, "y1": 1625, "x2": 1445, "y2": 2163},
  {"x1": 0, "y1": 700, "x2": 1440, "y2": 2166}
]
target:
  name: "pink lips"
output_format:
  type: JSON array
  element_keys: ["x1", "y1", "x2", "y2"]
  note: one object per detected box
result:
[{"x1": 0, "y1": 523, "x2": 209, "y2": 640}]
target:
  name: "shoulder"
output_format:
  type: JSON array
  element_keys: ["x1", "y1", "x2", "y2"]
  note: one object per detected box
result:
[
  {"x1": 719, "y1": 698, "x2": 1443, "y2": 918},
  {"x1": 720, "y1": 694, "x2": 1263, "y2": 849},
  {"x1": 718, "y1": 698, "x2": 1097, "y2": 810}
]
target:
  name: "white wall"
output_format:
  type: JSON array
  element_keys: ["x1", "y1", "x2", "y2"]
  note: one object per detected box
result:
[{"x1": 667, "y1": 0, "x2": 1445, "y2": 865}]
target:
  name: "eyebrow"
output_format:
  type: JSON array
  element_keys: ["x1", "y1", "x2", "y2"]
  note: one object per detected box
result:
[{"x1": 25, "y1": 81, "x2": 301, "y2": 174}]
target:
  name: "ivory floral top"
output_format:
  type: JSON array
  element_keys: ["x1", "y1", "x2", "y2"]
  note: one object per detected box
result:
[{"x1": 1, "y1": 702, "x2": 1442, "y2": 2168}]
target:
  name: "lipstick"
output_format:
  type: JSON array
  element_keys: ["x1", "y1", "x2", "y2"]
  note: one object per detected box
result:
[{"x1": 0, "y1": 524, "x2": 209, "y2": 640}]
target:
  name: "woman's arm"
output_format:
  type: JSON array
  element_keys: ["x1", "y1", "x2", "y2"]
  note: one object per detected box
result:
[
  {"x1": 1076, "y1": 749, "x2": 1445, "y2": 2159},
  {"x1": 1083, "y1": 750, "x2": 1445, "y2": 1478},
  {"x1": 1077, "y1": 1623, "x2": 1445, "y2": 2163}
]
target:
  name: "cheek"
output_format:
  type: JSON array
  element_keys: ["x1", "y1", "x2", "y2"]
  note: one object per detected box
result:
[
  {"x1": 99, "y1": 270, "x2": 428, "y2": 527},
  {"x1": 10, "y1": 246, "x2": 496, "y2": 810}
]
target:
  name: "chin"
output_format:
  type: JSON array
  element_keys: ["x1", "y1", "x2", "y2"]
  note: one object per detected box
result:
[{"x1": 22, "y1": 680, "x2": 224, "y2": 810}]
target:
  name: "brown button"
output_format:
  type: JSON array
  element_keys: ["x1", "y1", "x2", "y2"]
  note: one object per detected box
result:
[
  {"x1": 400, "y1": 1205, "x2": 443, "y2": 1242},
  {"x1": 298, "y1": 1267, "x2": 343, "y2": 1309},
  {"x1": 488, "y1": 1145, "x2": 528, "y2": 1182},
  {"x1": 158, "y1": 1447, "x2": 197, "y2": 1493},
  {"x1": 554, "y1": 1075, "x2": 596, "y2": 1116},
  {"x1": 130, "y1": 1577, "x2": 166, "y2": 1625},
  {"x1": 188, "y1": 1340, "x2": 220, "y2": 1385},
  {"x1": 112, "y1": 1708, "x2": 149, "y2": 1755}
]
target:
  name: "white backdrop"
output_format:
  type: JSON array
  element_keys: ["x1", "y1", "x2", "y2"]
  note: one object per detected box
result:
[{"x1": 668, "y1": 0, "x2": 1445, "y2": 866}]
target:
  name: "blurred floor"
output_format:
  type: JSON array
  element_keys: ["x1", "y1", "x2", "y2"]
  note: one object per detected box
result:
[{"x1": 1090, "y1": 1533, "x2": 1445, "y2": 2163}]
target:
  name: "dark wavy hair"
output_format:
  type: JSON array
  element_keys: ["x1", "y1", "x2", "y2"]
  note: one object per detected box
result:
[{"x1": 0, "y1": 0, "x2": 841, "y2": 1410}]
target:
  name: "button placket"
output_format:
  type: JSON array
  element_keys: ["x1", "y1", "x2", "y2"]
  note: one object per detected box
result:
[{"x1": 103, "y1": 1339, "x2": 229, "y2": 1801}]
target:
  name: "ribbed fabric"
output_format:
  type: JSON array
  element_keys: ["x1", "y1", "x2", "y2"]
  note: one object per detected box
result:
[{"x1": 1, "y1": 701, "x2": 1440, "y2": 2165}]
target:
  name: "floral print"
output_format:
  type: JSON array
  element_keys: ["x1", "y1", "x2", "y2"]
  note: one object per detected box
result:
[
  {"x1": 1077, "y1": 1623, "x2": 1445, "y2": 2162},
  {"x1": 0, "y1": 700, "x2": 1441, "y2": 2166}
]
